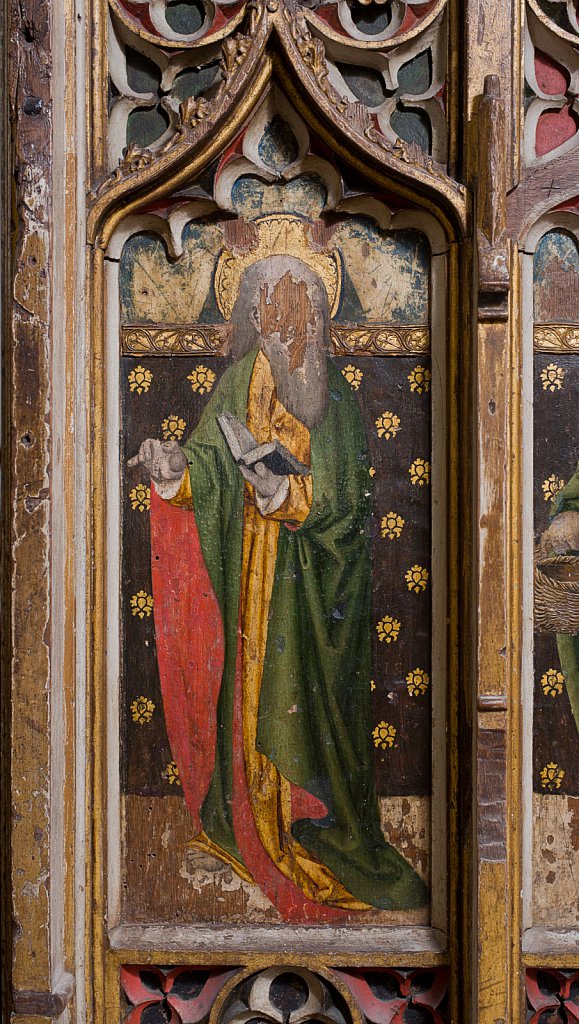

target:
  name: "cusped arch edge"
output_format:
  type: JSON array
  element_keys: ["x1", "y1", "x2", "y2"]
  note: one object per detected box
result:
[
  {"x1": 87, "y1": 8, "x2": 275, "y2": 247},
  {"x1": 88, "y1": 7, "x2": 467, "y2": 248},
  {"x1": 270, "y1": 10, "x2": 466, "y2": 239}
]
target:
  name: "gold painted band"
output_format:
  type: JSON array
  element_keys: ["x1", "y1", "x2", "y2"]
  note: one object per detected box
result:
[{"x1": 120, "y1": 323, "x2": 431, "y2": 356}]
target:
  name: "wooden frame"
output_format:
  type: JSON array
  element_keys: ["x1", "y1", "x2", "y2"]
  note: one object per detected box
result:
[
  {"x1": 88, "y1": 46, "x2": 461, "y2": 1020},
  {"x1": 4, "y1": 0, "x2": 579, "y2": 1019}
]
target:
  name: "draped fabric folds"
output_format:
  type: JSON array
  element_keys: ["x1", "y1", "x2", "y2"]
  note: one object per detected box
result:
[
  {"x1": 550, "y1": 465, "x2": 579, "y2": 732},
  {"x1": 150, "y1": 349, "x2": 428, "y2": 919}
]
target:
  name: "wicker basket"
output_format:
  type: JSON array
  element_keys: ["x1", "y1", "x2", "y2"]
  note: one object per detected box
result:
[{"x1": 534, "y1": 555, "x2": 579, "y2": 634}]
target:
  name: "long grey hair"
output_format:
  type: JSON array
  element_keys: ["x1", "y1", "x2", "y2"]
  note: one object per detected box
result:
[{"x1": 226, "y1": 255, "x2": 331, "y2": 429}]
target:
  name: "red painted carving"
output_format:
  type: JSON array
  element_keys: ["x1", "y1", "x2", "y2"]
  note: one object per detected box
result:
[
  {"x1": 121, "y1": 966, "x2": 450, "y2": 1024},
  {"x1": 121, "y1": 966, "x2": 237, "y2": 1024},
  {"x1": 313, "y1": 0, "x2": 439, "y2": 42},
  {"x1": 536, "y1": 106, "x2": 579, "y2": 156},
  {"x1": 115, "y1": 0, "x2": 244, "y2": 43},
  {"x1": 554, "y1": 193, "x2": 579, "y2": 214},
  {"x1": 525, "y1": 968, "x2": 579, "y2": 1023},
  {"x1": 398, "y1": 1, "x2": 439, "y2": 33},
  {"x1": 333, "y1": 967, "x2": 449, "y2": 1023},
  {"x1": 534, "y1": 50, "x2": 570, "y2": 96}
]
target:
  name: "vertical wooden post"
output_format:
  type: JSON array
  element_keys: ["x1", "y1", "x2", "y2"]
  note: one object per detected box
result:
[
  {"x1": 468, "y1": 68, "x2": 521, "y2": 1024},
  {"x1": 6, "y1": 0, "x2": 78, "y2": 1013},
  {"x1": 8, "y1": 0, "x2": 54, "y2": 1006},
  {"x1": 463, "y1": 0, "x2": 525, "y2": 1015}
]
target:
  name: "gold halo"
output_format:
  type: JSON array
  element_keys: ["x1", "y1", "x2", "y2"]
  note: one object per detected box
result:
[{"x1": 214, "y1": 214, "x2": 342, "y2": 320}]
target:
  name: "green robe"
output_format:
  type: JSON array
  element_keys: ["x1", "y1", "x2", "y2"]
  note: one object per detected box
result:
[
  {"x1": 550, "y1": 464, "x2": 579, "y2": 732},
  {"x1": 180, "y1": 349, "x2": 428, "y2": 910}
]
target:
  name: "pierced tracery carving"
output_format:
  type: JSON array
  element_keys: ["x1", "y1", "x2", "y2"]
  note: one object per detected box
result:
[
  {"x1": 220, "y1": 969, "x2": 350, "y2": 1024},
  {"x1": 524, "y1": 0, "x2": 579, "y2": 165},
  {"x1": 89, "y1": 0, "x2": 461, "y2": 215},
  {"x1": 283, "y1": 3, "x2": 451, "y2": 170},
  {"x1": 113, "y1": 90, "x2": 435, "y2": 358},
  {"x1": 119, "y1": 965, "x2": 450, "y2": 1024},
  {"x1": 107, "y1": 0, "x2": 263, "y2": 168},
  {"x1": 302, "y1": 2, "x2": 448, "y2": 163},
  {"x1": 525, "y1": 968, "x2": 579, "y2": 1022}
]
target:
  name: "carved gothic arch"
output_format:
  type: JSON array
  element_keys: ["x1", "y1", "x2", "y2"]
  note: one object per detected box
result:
[{"x1": 86, "y1": 1, "x2": 467, "y2": 247}]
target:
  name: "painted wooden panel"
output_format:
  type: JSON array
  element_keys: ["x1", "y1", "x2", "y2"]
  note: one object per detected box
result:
[
  {"x1": 121, "y1": 352, "x2": 432, "y2": 802},
  {"x1": 117, "y1": 142, "x2": 438, "y2": 924},
  {"x1": 533, "y1": 229, "x2": 579, "y2": 323},
  {"x1": 532, "y1": 227, "x2": 579, "y2": 928},
  {"x1": 119, "y1": 215, "x2": 430, "y2": 328}
]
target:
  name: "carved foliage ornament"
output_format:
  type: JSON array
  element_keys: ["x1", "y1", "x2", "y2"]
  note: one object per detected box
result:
[
  {"x1": 283, "y1": 6, "x2": 454, "y2": 175},
  {"x1": 534, "y1": 322, "x2": 579, "y2": 350},
  {"x1": 105, "y1": 0, "x2": 263, "y2": 172},
  {"x1": 121, "y1": 323, "x2": 430, "y2": 355},
  {"x1": 114, "y1": 100, "x2": 433, "y2": 355},
  {"x1": 299, "y1": 1, "x2": 449, "y2": 163}
]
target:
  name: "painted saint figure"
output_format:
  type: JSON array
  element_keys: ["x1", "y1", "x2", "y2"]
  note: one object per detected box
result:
[{"x1": 132, "y1": 255, "x2": 427, "y2": 920}]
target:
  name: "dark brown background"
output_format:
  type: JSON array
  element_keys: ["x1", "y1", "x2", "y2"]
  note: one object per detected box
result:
[
  {"x1": 121, "y1": 351, "x2": 432, "y2": 799},
  {"x1": 533, "y1": 352, "x2": 579, "y2": 795}
]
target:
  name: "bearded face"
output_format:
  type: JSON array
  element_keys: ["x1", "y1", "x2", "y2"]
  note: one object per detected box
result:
[{"x1": 228, "y1": 256, "x2": 331, "y2": 430}]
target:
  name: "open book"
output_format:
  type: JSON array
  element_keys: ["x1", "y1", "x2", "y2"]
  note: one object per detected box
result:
[{"x1": 217, "y1": 412, "x2": 310, "y2": 477}]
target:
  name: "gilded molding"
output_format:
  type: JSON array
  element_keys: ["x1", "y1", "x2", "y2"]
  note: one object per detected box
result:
[
  {"x1": 363, "y1": 124, "x2": 466, "y2": 198},
  {"x1": 89, "y1": 144, "x2": 155, "y2": 200},
  {"x1": 121, "y1": 323, "x2": 431, "y2": 356},
  {"x1": 330, "y1": 325, "x2": 430, "y2": 355},
  {"x1": 88, "y1": 0, "x2": 467, "y2": 244},
  {"x1": 122, "y1": 325, "x2": 225, "y2": 354},
  {"x1": 283, "y1": 7, "x2": 349, "y2": 114},
  {"x1": 179, "y1": 96, "x2": 212, "y2": 128},
  {"x1": 87, "y1": 55, "x2": 274, "y2": 245},
  {"x1": 534, "y1": 323, "x2": 579, "y2": 352}
]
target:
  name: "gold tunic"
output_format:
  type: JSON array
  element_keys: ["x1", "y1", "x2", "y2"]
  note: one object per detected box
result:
[{"x1": 178, "y1": 352, "x2": 368, "y2": 909}]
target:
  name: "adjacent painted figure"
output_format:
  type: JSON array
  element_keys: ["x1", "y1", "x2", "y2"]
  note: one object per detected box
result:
[
  {"x1": 540, "y1": 464, "x2": 579, "y2": 732},
  {"x1": 131, "y1": 256, "x2": 428, "y2": 920}
]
